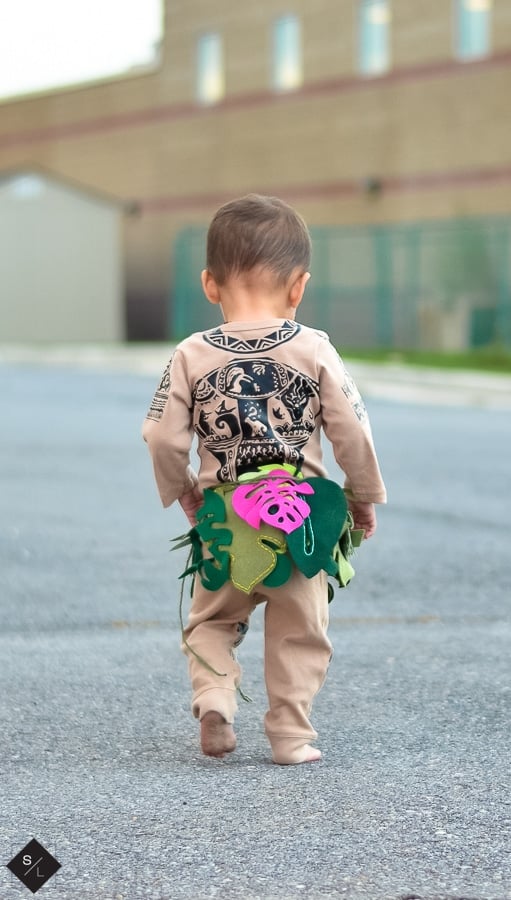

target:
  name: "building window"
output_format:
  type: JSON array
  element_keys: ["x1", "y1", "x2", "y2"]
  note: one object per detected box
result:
[
  {"x1": 196, "y1": 33, "x2": 224, "y2": 104},
  {"x1": 272, "y1": 14, "x2": 303, "y2": 91},
  {"x1": 455, "y1": 0, "x2": 492, "y2": 60},
  {"x1": 358, "y1": 0, "x2": 390, "y2": 76}
]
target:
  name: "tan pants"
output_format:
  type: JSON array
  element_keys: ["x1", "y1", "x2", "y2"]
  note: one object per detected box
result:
[{"x1": 181, "y1": 566, "x2": 332, "y2": 761}]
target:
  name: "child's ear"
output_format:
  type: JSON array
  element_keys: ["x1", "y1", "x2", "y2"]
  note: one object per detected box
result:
[
  {"x1": 289, "y1": 271, "x2": 311, "y2": 308},
  {"x1": 201, "y1": 269, "x2": 221, "y2": 305}
]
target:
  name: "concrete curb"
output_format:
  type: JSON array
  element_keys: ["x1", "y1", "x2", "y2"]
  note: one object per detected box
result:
[
  {"x1": 346, "y1": 359, "x2": 511, "y2": 410},
  {"x1": 1, "y1": 343, "x2": 511, "y2": 410}
]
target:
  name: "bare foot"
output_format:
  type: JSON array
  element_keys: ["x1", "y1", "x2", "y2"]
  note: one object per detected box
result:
[
  {"x1": 200, "y1": 711, "x2": 237, "y2": 758},
  {"x1": 301, "y1": 745, "x2": 322, "y2": 763},
  {"x1": 272, "y1": 743, "x2": 322, "y2": 765}
]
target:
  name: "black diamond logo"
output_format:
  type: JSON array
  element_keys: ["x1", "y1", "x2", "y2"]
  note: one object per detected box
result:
[{"x1": 7, "y1": 838, "x2": 61, "y2": 894}]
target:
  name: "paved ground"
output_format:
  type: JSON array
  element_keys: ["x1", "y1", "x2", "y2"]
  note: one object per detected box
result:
[{"x1": 1, "y1": 352, "x2": 510, "y2": 900}]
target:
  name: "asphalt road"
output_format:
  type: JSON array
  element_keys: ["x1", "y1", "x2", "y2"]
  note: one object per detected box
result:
[{"x1": 1, "y1": 364, "x2": 510, "y2": 900}]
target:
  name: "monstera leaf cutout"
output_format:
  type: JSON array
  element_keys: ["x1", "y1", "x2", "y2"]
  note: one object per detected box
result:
[
  {"x1": 262, "y1": 545, "x2": 293, "y2": 587},
  {"x1": 286, "y1": 478, "x2": 348, "y2": 578},
  {"x1": 232, "y1": 469, "x2": 314, "y2": 534},
  {"x1": 213, "y1": 485, "x2": 291, "y2": 593},
  {"x1": 189, "y1": 478, "x2": 350, "y2": 591},
  {"x1": 194, "y1": 489, "x2": 232, "y2": 591}
]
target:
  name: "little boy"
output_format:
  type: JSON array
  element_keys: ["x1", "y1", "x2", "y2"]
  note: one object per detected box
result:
[{"x1": 142, "y1": 194, "x2": 386, "y2": 765}]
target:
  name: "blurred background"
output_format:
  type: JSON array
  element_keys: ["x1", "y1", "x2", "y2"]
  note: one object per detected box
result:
[{"x1": 1, "y1": 0, "x2": 510, "y2": 352}]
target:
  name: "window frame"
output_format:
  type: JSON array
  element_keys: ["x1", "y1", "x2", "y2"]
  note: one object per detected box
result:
[
  {"x1": 453, "y1": 0, "x2": 492, "y2": 61},
  {"x1": 271, "y1": 13, "x2": 303, "y2": 92},
  {"x1": 357, "y1": 0, "x2": 391, "y2": 78},
  {"x1": 196, "y1": 31, "x2": 225, "y2": 105}
]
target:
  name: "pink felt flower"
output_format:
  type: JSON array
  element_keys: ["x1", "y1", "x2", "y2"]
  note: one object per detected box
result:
[{"x1": 232, "y1": 469, "x2": 314, "y2": 534}]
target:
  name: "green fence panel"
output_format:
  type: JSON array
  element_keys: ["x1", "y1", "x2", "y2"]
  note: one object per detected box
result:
[{"x1": 170, "y1": 215, "x2": 511, "y2": 350}]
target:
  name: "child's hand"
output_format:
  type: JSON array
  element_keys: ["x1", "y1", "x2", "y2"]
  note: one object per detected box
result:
[
  {"x1": 348, "y1": 501, "x2": 377, "y2": 539},
  {"x1": 179, "y1": 486, "x2": 203, "y2": 526}
]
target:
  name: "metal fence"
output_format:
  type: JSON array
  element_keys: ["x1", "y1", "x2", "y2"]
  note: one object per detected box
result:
[{"x1": 171, "y1": 215, "x2": 511, "y2": 350}]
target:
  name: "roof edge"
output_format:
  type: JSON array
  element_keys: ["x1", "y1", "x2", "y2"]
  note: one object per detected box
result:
[{"x1": 0, "y1": 163, "x2": 128, "y2": 210}]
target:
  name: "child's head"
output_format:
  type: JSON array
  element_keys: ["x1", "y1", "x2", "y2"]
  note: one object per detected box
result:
[{"x1": 205, "y1": 194, "x2": 311, "y2": 289}]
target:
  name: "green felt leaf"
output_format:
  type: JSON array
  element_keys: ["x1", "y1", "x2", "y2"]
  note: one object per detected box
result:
[
  {"x1": 193, "y1": 489, "x2": 231, "y2": 591},
  {"x1": 211, "y1": 486, "x2": 289, "y2": 593},
  {"x1": 350, "y1": 529, "x2": 365, "y2": 548},
  {"x1": 262, "y1": 549, "x2": 293, "y2": 587},
  {"x1": 176, "y1": 478, "x2": 358, "y2": 595},
  {"x1": 237, "y1": 463, "x2": 303, "y2": 482},
  {"x1": 199, "y1": 556, "x2": 230, "y2": 591},
  {"x1": 286, "y1": 478, "x2": 347, "y2": 578},
  {"x1": 332, "y1": 543, "x2": 356, "y2": 587},
  {"x1": 330, "y1": 513, "x2": 363, "y2": 591}
]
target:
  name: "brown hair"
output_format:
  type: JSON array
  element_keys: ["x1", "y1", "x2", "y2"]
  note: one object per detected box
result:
[{"x1": 206, "y1": 194, "x2": 311, "y2": 286}]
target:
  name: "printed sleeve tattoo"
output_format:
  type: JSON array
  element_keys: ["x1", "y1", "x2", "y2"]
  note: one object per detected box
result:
[
  {"x1": 341, "y1": 365, "x2": 368, "y2": 422},
  {"x1": 146, "y1": 357, "x2": 172, "y2": 421}
]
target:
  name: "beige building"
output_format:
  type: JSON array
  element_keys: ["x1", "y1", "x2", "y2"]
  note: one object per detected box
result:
[
  {"x1": 0, "y1": 0, "x2": 510, "y2": 342},
  {"x1": 0, "y1": 169, "x2": 124, "y2": 341}
]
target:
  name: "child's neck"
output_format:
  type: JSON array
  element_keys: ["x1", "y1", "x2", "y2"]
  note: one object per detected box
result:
[
  {"x1": 217, "y1": 286, "x2": 295, "y2": 324},
  {"x1": 222, "y1": 307, "x2": 293, "y2": 324}
]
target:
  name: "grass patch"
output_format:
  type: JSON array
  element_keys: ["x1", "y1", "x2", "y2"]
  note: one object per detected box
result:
[{"x1": 342, "y1": 347, "x2": 511, "y2": 373}]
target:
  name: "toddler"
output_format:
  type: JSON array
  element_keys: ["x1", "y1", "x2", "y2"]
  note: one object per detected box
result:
[{"x1": 143, "y1": 194, "x2": 386, "y2": 764}]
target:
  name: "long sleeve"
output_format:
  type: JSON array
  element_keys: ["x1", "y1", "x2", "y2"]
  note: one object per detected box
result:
[
  {"x1": 317, "y1": 338, "x2": 387, "y2": 504},
  {"x1": 142, "y1": 348, "x2": 199, "y2": 508}
]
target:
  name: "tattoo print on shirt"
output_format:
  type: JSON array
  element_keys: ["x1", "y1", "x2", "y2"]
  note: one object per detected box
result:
[
  {"x1": 146, "y1": 356, "x2": 172, "y2": 421},
  {"x1": 341, "y1": 365, "x2": 368, "y2": 422},
  {"x1": 203, "y1": 320, "x2": 299, "y2": 354},
  {"x1": 193, "y1": 357, "x2": 320, "y2": 482}
]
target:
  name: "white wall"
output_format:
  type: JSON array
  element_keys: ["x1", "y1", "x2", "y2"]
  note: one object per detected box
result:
[{"x1": 0, "y1": 174, "x2": 124, "y2": 341}]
